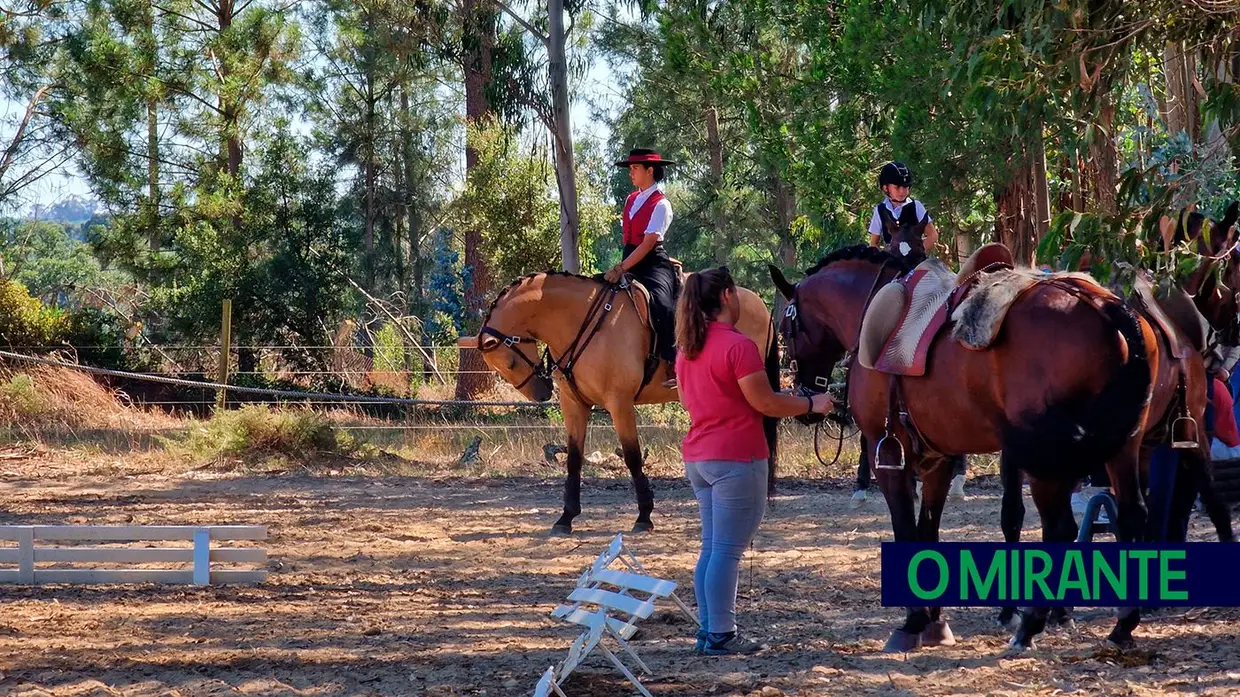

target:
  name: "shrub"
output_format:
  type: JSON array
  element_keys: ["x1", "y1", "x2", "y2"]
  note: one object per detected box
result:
[{"x1": 0, "y1": 280, "x2": 68, "y2": 349}]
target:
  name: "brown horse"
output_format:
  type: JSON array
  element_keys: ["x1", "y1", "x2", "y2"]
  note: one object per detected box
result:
[
  {"x1": 456, "y1": 270, "x2": 778, "y2": 535},
  {"x1": 987, "y1": 205, "x2": 1240, "y2": 643},
  {"x1": 771, "y1": 240, "x2": 1158, "y2": 653},
  {"x1": 1140, "y1": 204, "x2": 1240, "y2": 547}
]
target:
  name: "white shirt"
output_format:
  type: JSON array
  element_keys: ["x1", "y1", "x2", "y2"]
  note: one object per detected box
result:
[
  {"x1": 868, "y1": 197, "x2": 931, "y2": 236},
  {"x1": 628, "y1": 184, "x2": 674, "y2": 240}
]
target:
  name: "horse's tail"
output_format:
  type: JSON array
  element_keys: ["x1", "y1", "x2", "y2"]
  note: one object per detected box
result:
[
  {"x1": 1005, "y1": 299, "x2": 1152, "y2": 479},
  {"x1": 764, "y1": 330, "x2": 781, "y2": 495}
]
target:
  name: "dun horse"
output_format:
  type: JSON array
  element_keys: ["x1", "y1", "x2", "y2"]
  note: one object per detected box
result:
[
  {"x1": 771, "y1": 221, "x2": 1158, "y2": 652},
  {"x1": 457, "y1": 270, "x2": 778, "y2": 535}
]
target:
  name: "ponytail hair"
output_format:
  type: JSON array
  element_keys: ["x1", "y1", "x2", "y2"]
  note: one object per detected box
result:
[{"x1": 675, "y1": 266, "x2": 736, "y2": 361}]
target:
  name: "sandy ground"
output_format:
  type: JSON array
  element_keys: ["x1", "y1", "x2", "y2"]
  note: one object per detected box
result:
[{"x1": 0, "y1": 449, "x2": 1238, "y2": 697}]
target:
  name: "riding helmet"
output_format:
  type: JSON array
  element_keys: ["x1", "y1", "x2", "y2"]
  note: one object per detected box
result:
[{"x1": 878, "y1": 161, "x2": 913, "y2": 189}]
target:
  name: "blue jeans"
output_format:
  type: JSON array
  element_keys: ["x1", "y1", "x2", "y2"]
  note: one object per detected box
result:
[{"x1": 685, "y1": 459, "x2": 768, "y2": 634}]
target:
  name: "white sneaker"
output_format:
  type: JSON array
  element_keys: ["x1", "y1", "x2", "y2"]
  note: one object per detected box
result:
[
  {"x1": 850, "y1": 489, "x2": 867, "y2": 509},
  {"x1": 949, "y1": 474, "x2": 966, "y2": 501}
]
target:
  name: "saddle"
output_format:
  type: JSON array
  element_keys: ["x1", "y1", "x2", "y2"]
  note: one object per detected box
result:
[
  {"x1": 618, "y1": 259, "x2": 686, "y2": 391},
  {"x1": 1121, "y1": 270, "x2": 1205, "y2": 360},
  {"x1": 859, "y1": 244, "x2": 1017, "y2": 377}
]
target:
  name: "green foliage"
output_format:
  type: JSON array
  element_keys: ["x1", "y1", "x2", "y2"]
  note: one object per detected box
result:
[
  {"x1": 0, "y1": 373, "x2": 48, "y2": 422},
  {"x1": 1, "y1": 219, "x2": 127, "y2": 307},
  {"x1": 180, "y1": 404, "x2": 371, "y2": 465},
  {"x1": 147, "y1": 126, "x2": 356, "y2": 371},
  {"x1": 451, "y1": 118, "x2": 613, "y2": 285},
  {"x1": 0, "y1": 279, "x2": 68, "y2": 349}
]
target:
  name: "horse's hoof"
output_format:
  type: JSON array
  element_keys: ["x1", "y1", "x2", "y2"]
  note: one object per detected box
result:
[
  {"x1": 996, "y1": 608, "x2": 1019, "y2": 628},
  {"x1": 1050, "y1": 617, "x2": 1076, "y2": 633},
  {"x1": 631, "y1": 520, "x2": 654, "y2": 534},
  {"x1": 549, "y1": 524, "x2": 573, "y2": 536},
  {"x1": 1105, "y1": 633, "x2": 1135, "y2": 652},
  {"x1": 920, "y1": 620, "x2": 956, "y2": 647},
  {"x1": 850, "y1": 490, "x2": 867, "y2": 509},
  {"x1": 1006, "y1": 636, "x2": 1034, "y2": 653},
  {"x1": 883, "y1": 629, "x2": 922, "y2": 653}
]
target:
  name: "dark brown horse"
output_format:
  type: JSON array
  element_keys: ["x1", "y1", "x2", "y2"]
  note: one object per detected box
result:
[
  {"x1": 457, "y1": 270, "x2": 779, "y2": 535},
  {"x1": 1135, "y1": 200, "x2": 1240, "y2": 543},
  {"x1": 771, "y1": 241, "x2": 1158, "y2": 653},
  {"x1": 989, "y1": 204, "x2": 1240, "y2": 643}
]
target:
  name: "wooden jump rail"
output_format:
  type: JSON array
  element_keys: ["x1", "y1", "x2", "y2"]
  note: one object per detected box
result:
[{"x1": 0, "y1": 525, "x2": 268, "y2": 586}]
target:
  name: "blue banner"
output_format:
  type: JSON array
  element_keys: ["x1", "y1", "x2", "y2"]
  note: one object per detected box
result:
[{"x1": 880, "y1": 542, "x2": 1240, "y2": 607}]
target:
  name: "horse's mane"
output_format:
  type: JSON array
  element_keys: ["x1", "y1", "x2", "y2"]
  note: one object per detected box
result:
[
  {"x1": 480, "y1": 269, "x2": 603, "y2": 326},
  {"x1": 803, "y1": 244, "x2": 915, "y2": 277}
]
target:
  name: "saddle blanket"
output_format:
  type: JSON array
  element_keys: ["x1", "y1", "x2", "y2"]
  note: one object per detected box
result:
[
  {"x1": 871, "y1": 259, "x2": 957, "y2": 376},
  {"x1": 950, "y1": 267, "x2": 1099, "y2": 350}
]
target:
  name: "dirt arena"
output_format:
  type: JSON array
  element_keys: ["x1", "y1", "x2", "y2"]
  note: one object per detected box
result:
[{"x1": 1, "y1": 448, "x2": 1238, "y2": 697}]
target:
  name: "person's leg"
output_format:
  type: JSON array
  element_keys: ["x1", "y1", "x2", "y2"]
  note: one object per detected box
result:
[
  {"x1": 1145, "y1": 445, "x2": 1178, "y2": 542},
  {"x1": 684, "y1": 461, "x2": 713, "y2": 651},
  {"x1": 702, "y1": 459, "x2": 769, "y2": 655},
  {"x1": 641, "y1": 260, "x2": 678, "y2": 365}
]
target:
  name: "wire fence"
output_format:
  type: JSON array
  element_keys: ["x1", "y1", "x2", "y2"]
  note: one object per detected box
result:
[{"x1": 0, "y1": 349, "x2": 556, "y2": 409}]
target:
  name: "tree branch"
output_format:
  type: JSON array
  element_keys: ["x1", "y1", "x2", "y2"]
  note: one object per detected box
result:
[
  {"x1": 488, "y1": 0, "x2": 549, "y2": 46},
  {"x1": 0, "y1": 85, "x2": 53, "y2": 193}
]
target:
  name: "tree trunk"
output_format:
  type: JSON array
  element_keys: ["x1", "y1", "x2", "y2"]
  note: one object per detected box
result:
[
  {"x1": 147, "y1": 98, "x2": 160, "y2": 251},
  {"x1": 548, "y1": 0, "x2": 580, "y2": 273},
  {"x1": 1089, "y1": 93, "x2": 1118, "y2": 215},
  {"x1": 1202, "y1": 49, "x2": 1233, "y2": 174},
  {"x1": 400, "y1": 86, "x2": 430, "y2": 384},
  {"x1": 362, "y1": 9, "x2": 378, "y2": 291},
  {"x1": 142, "y1": 0, "x2": 160, "y2": 252},
  {"x1": 996, "y1": 154, "x2": 1036, "y2": 267},
  {"x1": 1163, "y1": 41, "x2": 1200, "y2": 143},
  {"x1": 706, "y1": 105, "x2": 728, "y2": 264},
  {"x1": 214, "y1": 0, "x2": 244, "y2": 238},
  {"x1": 455, "y1": 0, "x2": 498, "y2": 400},
  {"x1": 1031, "y1": 124, "x2": 1051, "y2": 245},
  {"x1": 771, "y1": 168, "x2": 796, "y2": 323}
]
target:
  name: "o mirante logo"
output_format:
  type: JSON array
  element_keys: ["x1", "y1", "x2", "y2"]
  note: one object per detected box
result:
[{"x1": 881, "y1": 543, "x2": 1240, "y2": 607}]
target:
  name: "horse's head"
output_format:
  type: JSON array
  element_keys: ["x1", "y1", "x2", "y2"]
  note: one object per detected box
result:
[
  {"x1": 457, "y1": 329, "x2": 555, "y2": 402},
  {"x1": 1176, "y1": 202, "x2": 1240, "y2": 361},
  {"x1": 770, "y1": 264, "x2": 847, "y2": 401},
  {"x1": 770, "y1": 247, "x2": 913, "y2": 405},
  {"x1": 457, "y1": 281, "x2": 556, "y2": 402},
  {"x1": 877, "y1": 204, "x2": 929, "y2": 263}
]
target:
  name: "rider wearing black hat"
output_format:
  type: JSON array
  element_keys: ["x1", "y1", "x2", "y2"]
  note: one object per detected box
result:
[
  {"x1": 854, "y1": 161, "x2": 965, "y2": 505},
  {"x1": 868, "y1": 161, "x2": 941, "y2": 263},
  {"x1": 607, "y1": 147, "x2": 681, "y2": 387}
]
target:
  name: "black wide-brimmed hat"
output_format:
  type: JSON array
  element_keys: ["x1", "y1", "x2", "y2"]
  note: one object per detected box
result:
[{"x1": 614, "y1": 148, "x2": 678, "y2": 167}]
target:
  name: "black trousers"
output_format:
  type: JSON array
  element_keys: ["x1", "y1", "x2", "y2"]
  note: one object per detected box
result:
[{"x1": 623, "y1": 243, "x2": 679, "y2": 363}]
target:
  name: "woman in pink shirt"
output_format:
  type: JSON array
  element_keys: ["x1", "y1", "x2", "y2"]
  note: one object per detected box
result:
[{"x1": 675, "y1": 267, "x2": 835, "y2": 656}]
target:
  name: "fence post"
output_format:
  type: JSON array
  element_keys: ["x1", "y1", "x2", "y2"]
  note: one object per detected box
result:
[
  {"x1": 17, "y1": 526, "x2": 34, "y2": 584},
  {"x1": 193, "y1": 528, "x2": 211, "y2": 585},
  {"x1": 216, "y1": 299, "x2": 233, "y2": 410}
]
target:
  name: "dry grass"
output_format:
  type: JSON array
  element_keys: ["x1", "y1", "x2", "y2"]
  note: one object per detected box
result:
[
  {"x1": 0, "y1": 364, "x2": 1002, "y2": 481},
  {"x1": 0, "y1": 365, "x2": 181, "y2": 436}
]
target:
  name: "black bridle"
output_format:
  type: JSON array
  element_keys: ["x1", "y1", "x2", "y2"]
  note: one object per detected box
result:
[
  {"x1": 477, "y1": 327, "x2": 553, "y2": 391},
  {"x1": 781, "y1": 258, "x2": 897, "y2": 466},
  {"x1": 475, "y1": 281, "x2": 624, "y2": 403}
]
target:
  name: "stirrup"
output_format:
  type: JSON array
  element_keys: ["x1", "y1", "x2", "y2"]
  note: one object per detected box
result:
[
  {"x1": 1171, "y1": 414, "x2": 1199, "y2": 449},
  {"x1": 874, "y1": 433, "x2": 906, "y2": 470}
]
